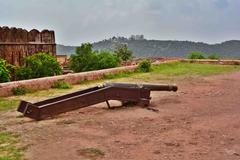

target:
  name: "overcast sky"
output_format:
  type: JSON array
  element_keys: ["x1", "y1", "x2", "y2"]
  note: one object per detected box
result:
[{"x1": 0, "y1": 0, "x2": 239, "y2": 45}]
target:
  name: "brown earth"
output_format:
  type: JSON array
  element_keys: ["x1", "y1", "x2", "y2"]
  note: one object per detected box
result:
[{"x1": 1, "y1": 72, "x2": 240, "y2": 160}]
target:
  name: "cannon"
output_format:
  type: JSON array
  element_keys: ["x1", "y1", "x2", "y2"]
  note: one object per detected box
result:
[{"x1": 17, "y1": 82, "x2": 178, "y2": 120}]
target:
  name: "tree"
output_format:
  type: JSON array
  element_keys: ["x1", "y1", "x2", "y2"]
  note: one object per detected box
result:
[
  {"x1": 96, "y1": 50, "x2": 120, "y2": 69},
  {"x1": 0, "y1": 58, "x2": 10, "y2": 83},
  {"x1": 69, "y1": 43, "x2": 120, "y2": 72},
  {"x1": 114, "y1": 43, "x2": 133, "y2": 61},
  {"x1": 25, "y1": 52, "x2": 62, "y2": 78}
]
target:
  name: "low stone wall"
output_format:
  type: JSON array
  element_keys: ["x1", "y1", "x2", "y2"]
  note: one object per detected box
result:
[
  {"x1": 0, "y1": 65, "x2": 137, "y2": 97},
  {"x1": 181, "y1": 59, "x2": 240, "y2": 65}
]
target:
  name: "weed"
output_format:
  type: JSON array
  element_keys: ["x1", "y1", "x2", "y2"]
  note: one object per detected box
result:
[{"x1": 51, "y1": 80, "x2": 72, "y2": 89}]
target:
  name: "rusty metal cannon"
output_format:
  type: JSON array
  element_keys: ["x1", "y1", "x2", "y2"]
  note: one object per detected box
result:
[{"x1": 17, "y1": 82, "x2": 178, "y2": 120}]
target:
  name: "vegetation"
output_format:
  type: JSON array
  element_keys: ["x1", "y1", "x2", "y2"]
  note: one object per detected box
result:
[
  {"x1": 69, "y1": 43, "x2": 120, "y2": 72},
  {"x1": 0, "y1": 132, "x2": 25, "y2": 160},
  {"x1": 51, "y1": 80, "x2": 72, "y2": 89},
  {"x1": 15, "y1": 67, "x2": 33, "y2": 80},
  {"x1": 0, "y1": 98, "x2": 19, "y2": 111},
  {"x1": 0, "y1": 59, "x2": 10, "y2": 83},
  {"x1": 208, "y1": 53, "x2": 220, "y2": 60},
  {"x1": 24, "y1": 53, "x2": 62, "y2": 78},
  {"x1": 187, "y1": 52, "x2": 206, "y2": 59},
  {"x1": 136, "y1": 60, "x2": 152, "y2": 72},
  {"x1": 114, "y1": 43, "x2": 133, "y2": 61},
  {"x1": 11, "y1": 86, "x2": 32, "y2": 96}
]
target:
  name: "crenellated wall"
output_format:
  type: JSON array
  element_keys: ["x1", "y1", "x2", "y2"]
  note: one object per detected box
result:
[{"x1": 0, "y1": 26, "x2": 56, "y2": 66}]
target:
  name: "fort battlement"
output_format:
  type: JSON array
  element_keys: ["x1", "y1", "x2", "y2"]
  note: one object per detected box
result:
[{"x1": 0, "y1": 26, "x2": 56, "y2": 66}]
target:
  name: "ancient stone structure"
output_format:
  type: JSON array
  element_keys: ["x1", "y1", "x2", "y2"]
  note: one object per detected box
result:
[{"x1": 0, "y1": 26, "x2": 56, "y2": 66}]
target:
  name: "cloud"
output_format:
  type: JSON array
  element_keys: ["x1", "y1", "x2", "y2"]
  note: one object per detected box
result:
[{"x1": 0, "y1": 0, "x2": 239, "y2": 45}]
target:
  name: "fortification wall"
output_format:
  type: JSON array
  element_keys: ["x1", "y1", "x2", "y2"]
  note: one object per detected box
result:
[{"x1": 0, "y1": 26, "x2": 56, "y2": 66}]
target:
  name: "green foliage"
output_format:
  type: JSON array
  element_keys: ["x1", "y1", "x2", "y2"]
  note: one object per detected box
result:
[
  {"x1": 0, "y1": 59, "x2": 10, "y2": 83},
  {"x1": 11, "y1": 86, "x2": 32, "y2": 96},
  {"x1": 69, "y1": 43, "x2": 120, "y2": 72},
  {"x1": 0, "y1": 132, "x2": 25, "y2": 160},
  {"x1": 208, "y1": 53, "x2": 220, "y2": 59},
  {"x1": 51, "y1": 80, "x2": 72, "y2": 89},
  {"x1": 114, "y1": 43, "x2": 133, "y2": 61},
  {"x1": 187, "y1": 52, "x2": 206, "y2": 59},
  {"x1": 15, "y1": 67, "x2": 33, "y2": 80},
  {"x1": 96, "y1": 50, "x2": 120, "y2": 69},
  {"x1": 25, "y1": 52, "x2": 62, "y2": 78},
  {"x1": 136, "y1": 60, "x2": 152, "y2": 72}
]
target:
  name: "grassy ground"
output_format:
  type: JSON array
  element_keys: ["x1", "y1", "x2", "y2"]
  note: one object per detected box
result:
[
  {"x1": 0, "y1": 132, "x2": 25, "y2": 160},
  {"x1": 0, "y1": 62, "x2": 240, "y2": 160}
]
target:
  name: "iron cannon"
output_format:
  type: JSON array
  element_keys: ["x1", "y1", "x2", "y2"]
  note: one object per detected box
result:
[{"x1": 17, "y1": 82, "x2": 178, "y2": 120}]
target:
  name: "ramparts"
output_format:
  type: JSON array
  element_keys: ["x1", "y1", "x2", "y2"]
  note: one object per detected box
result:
[{"x1": 0, "y1": 26, "x2": 56, "y2": 66}]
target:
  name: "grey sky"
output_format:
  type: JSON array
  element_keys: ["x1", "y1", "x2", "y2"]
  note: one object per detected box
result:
[{"x1": 0, "y1": 0, "x2": 239, "y2": 45}]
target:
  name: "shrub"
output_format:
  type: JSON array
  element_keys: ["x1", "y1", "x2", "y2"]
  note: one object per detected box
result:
[
  {"x1": 52, "y1": 80, "x2": 72, "y2": 89},
  {"x1": 15, "y1": 67, "x2": 33, "y2": 80},
  {"x1": 208, "y1": 53, "x2": 220, "y2": 60},
  {"x1": 0, "y1": 58, "x2": 11, "y2": 83},
  {"x1": 12, "y1": 86, "x2": 32, "y2": 95},
  {"x1": 187, "y1": 52, "x2": 206, "y2": 59},
  {"x1": 25, "y1": 52, "x2": 62, "y2": 78},
  {"x1": 136, "y1": 60, "x2": 152, "y2": 72}
]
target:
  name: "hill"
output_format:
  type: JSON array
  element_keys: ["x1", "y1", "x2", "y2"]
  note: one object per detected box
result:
[{"x1": 57, "y1": 37, "x2": 240, "y2": 58}]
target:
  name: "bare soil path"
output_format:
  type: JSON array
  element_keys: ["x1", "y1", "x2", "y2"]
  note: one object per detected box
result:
[{"x1": 1, "y1": 71, "x2": 240, "y2": 160}]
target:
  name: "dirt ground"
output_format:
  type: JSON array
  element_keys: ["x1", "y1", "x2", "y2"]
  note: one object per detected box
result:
[{"x1": 1, "y1": 71, "x2": 240, "y2": 160}]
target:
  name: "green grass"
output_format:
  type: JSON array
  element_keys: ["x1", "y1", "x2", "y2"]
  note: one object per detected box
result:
[
  {"x1": 0, "y1": 99, "x2": 19, "y2": 112},
  {"x1": 152, "y1": 62, "x2": 240, "y2": 76},
  {"x1": 0, "y1": 132, "x2": 25, "y2": 160},
  {"x1": 51, "y1": 80, "x2": 72, "y2": 89}
]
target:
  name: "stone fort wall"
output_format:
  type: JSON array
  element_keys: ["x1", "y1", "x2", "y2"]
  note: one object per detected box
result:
[{"x1": 0, "y1": 26, "x2": 56, "y2": 66}]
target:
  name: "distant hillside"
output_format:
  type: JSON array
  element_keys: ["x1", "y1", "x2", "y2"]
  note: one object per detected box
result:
[{"x1": 57, "y1": 38, "x2": 240, "y2": 58}]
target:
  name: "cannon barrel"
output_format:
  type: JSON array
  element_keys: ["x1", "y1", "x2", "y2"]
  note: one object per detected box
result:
[{"x1": 105, "y1": 83, "x2": 178, "y2": 92}]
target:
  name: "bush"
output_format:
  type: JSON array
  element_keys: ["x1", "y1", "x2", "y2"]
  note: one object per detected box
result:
[
  {"x1": 52, "y1": 80, "x2": 72, "y2": 89},
  {"x1": 136, "y1": 60, "x2": 152, "y2": 72},
  {"x1": 15, "y1": 67, "x2": 33, "y2": 80},
  {"x1": 208, "y1": 53, "x2": 220, "y2": 60},
  {"x1": 12, "y1": 86, "x2": 32, "y2": 95},
  {"x1": 187, "y1": 52, "x2": 206, "y2": 59},
  {"x1": 25, "y1": 52, "x2": 62, "y2": 78},
  {"x1": 0, "y1": 59, "x2": 11, "y2": 83},
  {"x1": 69, "y1": 43, "x2": 120, "y2": 72}
]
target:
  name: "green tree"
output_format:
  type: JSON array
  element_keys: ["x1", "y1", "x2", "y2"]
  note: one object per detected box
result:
[
  {"x1": 96, "y1": 50, "x2": 120, "y2": 69},
  {"x1": 114, "y1": 43, "x2": 133, "y2": 61},
  {"x1": 69, "y1": 43, "x2": 120, "y2": 72},
  {"x1": 0, "y1": 58, "x2": 10, "y2": 83},
  {"x1": 25, "y1": 52, "x2": 62, "y2": 78}
]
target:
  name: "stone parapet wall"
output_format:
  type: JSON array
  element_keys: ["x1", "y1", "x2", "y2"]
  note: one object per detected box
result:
[
  {"x1": 0, "y1": 65, "x2": 137, "y2": 97},
  {"x1": 0, "y1": 26, "x2": 56, "y2": 66}
]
